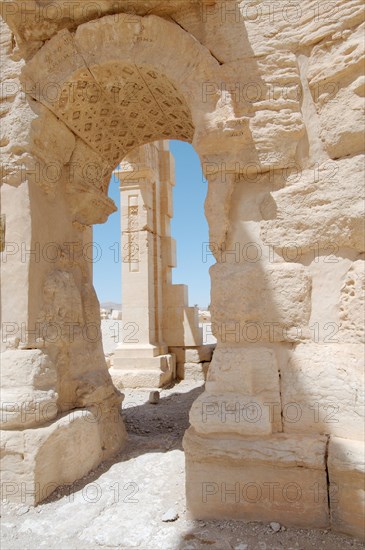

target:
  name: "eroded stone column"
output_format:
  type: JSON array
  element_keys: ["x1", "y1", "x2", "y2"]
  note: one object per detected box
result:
[
  {"x1": 183, "y1": 7, "x2": 365, "y2": 531},
  {"x1": 0, "y1": 21, "x2": 125, "y2": 504},
  {"x1": 184, "y1": 163, "x2": 331, "y2": 528}
]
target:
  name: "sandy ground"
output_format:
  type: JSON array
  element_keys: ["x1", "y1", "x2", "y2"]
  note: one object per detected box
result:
[{"x1": 1, "y1": 380, "x2": 363, "y2": 550}]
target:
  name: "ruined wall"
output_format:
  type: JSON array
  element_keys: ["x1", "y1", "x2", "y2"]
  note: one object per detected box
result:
[
  {"x1": 182, "y1": 1, "x2": 364, "y2": 538},
  {"x1": 0, "y1": 0, "x2": 363, "y2": 536}
]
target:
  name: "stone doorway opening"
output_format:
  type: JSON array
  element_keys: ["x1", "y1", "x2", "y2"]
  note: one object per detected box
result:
[{"x1": 94, "y1": 139, "x2": 216, "y2": 390}]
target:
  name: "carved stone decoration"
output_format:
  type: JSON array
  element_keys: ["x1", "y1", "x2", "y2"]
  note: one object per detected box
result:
[
  {"x1": 126, "y1": 198, "x2": 140, "y2": 272},
  {"x1": 0, "y1": 214, "x2": 5, "y2": 253},
  {"x1": 21, "y1": 30, "x2": 195, "y2": 167}
]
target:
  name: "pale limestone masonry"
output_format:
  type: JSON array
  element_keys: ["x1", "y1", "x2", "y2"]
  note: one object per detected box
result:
[
  {"x1": 0, "y1": 0, "x2": 364, "y2": 539},
  {"x1": 110, "y1": 141, "x2": 203, "y2": 388},
  {"x1": 171, "y1": 344, "x2": 216, "y2": 382}
]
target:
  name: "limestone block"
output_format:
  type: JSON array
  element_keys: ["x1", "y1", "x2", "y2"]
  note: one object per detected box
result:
[
  {"x1": 2, "y1": 95, "x2": 75, "y2": 197},
  {"x1": 110, "y1": 354, "x2": 175, "y2": 389},
  {"x1": 159, "y1": 150, "x2": 176, "y2": 186},
  {"x1": 306, "y1": 24, "x2": 364, "y2": 159},
  {"x1": 66, "y1": 140, "x2": 116, "y2": 225},
  {"x1": 260, "y1": 156, "x2": 365, "y2": 254},
  {"x1": 177, "y1": 362, "x2": 210, "y2": 382},
  {"x1": 211, "y1": 262, "x2": 311, "y2": 343},
  {"x1": 164, "y1": 285, "x2": 188, "y2": 308},
  {"x1": 114, "y1": 344, "x2": 164, "y2": 359},
  {"x1": 305, "y1": 256, "x2": 357, "y2": 344},
  {"x1": 2, "y1": 0, "x2": 146, "y2": 43},
  {"x1": 328, "y1": 437, "x2": 365, "y2": 539},
  {"x1": 242, "y1": 0, "x2": 364, "y2": 55},
  {"x1": 205, "y1": 346, "x2": 281, "y2": 431},
  {"x1": 20, "y1": 28, "x2": 87, "y2": 104},
  {"x1": 206, "y1": 346, "x2": 278, "y2": 394},
  {"x1": 250, "y1": 108, "x2": 304, "y2": 169},
  {"x1": 307, "y1": 24, "x2": 364, "y2": 90},
  {"x1": 281, "y1": 344, "x2": 364, "y2": 440},
  {"x1": 1, "y1": 61, "x2": 38, "y2": 178},
  {"x1": 160, "y1": 182, "x2": 174, "y2": 219},
  {"x1": 28, "y1": 100, "x2": 75, "y2": 167},
  {"x1": 184, "y1": 429, "x2": 329, "y2": 528},
  {"x1": 0, "y1": 181, "x2": 33, "y2": 350},
  {"x1": 0, "y1": 350, "x2": 58, "y2": 429},
  {"x1": 189, "y1": 393, "x2": 274, "y2": 436},
  {"x1": 161, "y1": 213, "x2": 171, "y2": 237},
  {"x1": 169, "y1": 345, "x2": 215, "y2": 365},
  {"x1": 312, "y1": 78, "x2": 364, "y2": 159},
  {"x1": 204, "y1": 170, "x2": 238, "y2": 255},
  {"x1": 161, "y1": 236, "x2": 176, "y2": 268},
  {"x1": 339, "y1": 260, "x2": 365, "y2": 343},
  {"x1": 39, "y1": 269, "x2": 84, "y2": 326},
  {"x1": 190, "y1": 345, "x2": 282, "y2": 435},
  {"x1": 0, "y1": 408, "x2": 125, "y2": 504},
  {"x1": 163, "y1": 306, "x2": 203, "y2": 347},
  {"x1": 1, "y1": 392, "x2": 125, "y2": 504}
]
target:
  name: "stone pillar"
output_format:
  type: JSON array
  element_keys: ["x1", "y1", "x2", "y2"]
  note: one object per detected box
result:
[
  {"x1": 158, "y1": 143, "x2": 207, "y2": 380},
  {"x1": 183, "y1": 164, "x2": 331, "y2": 529},
  {"x1": 0, "y1": 21, "x2": 125, "y2": 504},
  {"x1": 111, "y1": 142, "x2": 175, "y2": 387},
  {"x1": 111, "y1": 140, "x2": 205, "y2": 388},
  {"x1": 183, "y1": 12, "x2": 365, "y2": 531}
]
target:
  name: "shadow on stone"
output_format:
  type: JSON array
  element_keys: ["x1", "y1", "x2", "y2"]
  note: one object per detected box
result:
[{"x1": 41, "y1": 382, "x2": 204, "y2": 505}]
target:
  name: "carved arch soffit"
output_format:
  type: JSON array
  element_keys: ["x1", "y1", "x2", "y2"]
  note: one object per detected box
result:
[{"x1": 20, "y1": 14, "x2": 222, "y2": 225}]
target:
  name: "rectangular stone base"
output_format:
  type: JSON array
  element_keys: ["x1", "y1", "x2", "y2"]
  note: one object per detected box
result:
[
  {"x1": 0, "y1": 409, "x2": 126, "y2": 505},
  {"x1": 183, "y1": 428, "x2": 329, "y2": 528},
  {"x1": 110, "y1": 353, "x2": 175, "y2": 388},
  {"x1": 114, "y1": 344, "x2": 168, "y2": 358}
]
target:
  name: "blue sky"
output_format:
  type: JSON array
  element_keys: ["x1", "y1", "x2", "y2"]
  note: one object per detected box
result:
[{"x1": 93, "y1": 141, "x2": 214, "y2": 308}]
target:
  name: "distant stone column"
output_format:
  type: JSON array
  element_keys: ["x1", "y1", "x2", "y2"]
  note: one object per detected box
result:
[
  {"x1": 111, "y1": 140, "x2": 204, "y2": 388},
  {"x1": 111, "y1": 141, "x2": 175, "y2": 387}
]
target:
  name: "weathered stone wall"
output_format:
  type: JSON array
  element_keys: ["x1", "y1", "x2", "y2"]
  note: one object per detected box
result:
[
  {"x1": 182, "y1": 1, "x2": 364, "y2": 538},
  {"x1": 0, "y1": 0, "x2": 363, "y2": 537}
]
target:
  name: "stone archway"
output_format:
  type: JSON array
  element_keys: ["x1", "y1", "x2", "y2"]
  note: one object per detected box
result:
[
  {"x1": 1, "y1": 3, "x2": 364, "y2": 539},
  {"x1": 19, "y1": 13, "x2": 221, "y2": 221},
  {"x1": 0, "y1": 12, "x2": 223, "y2": 505}
]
